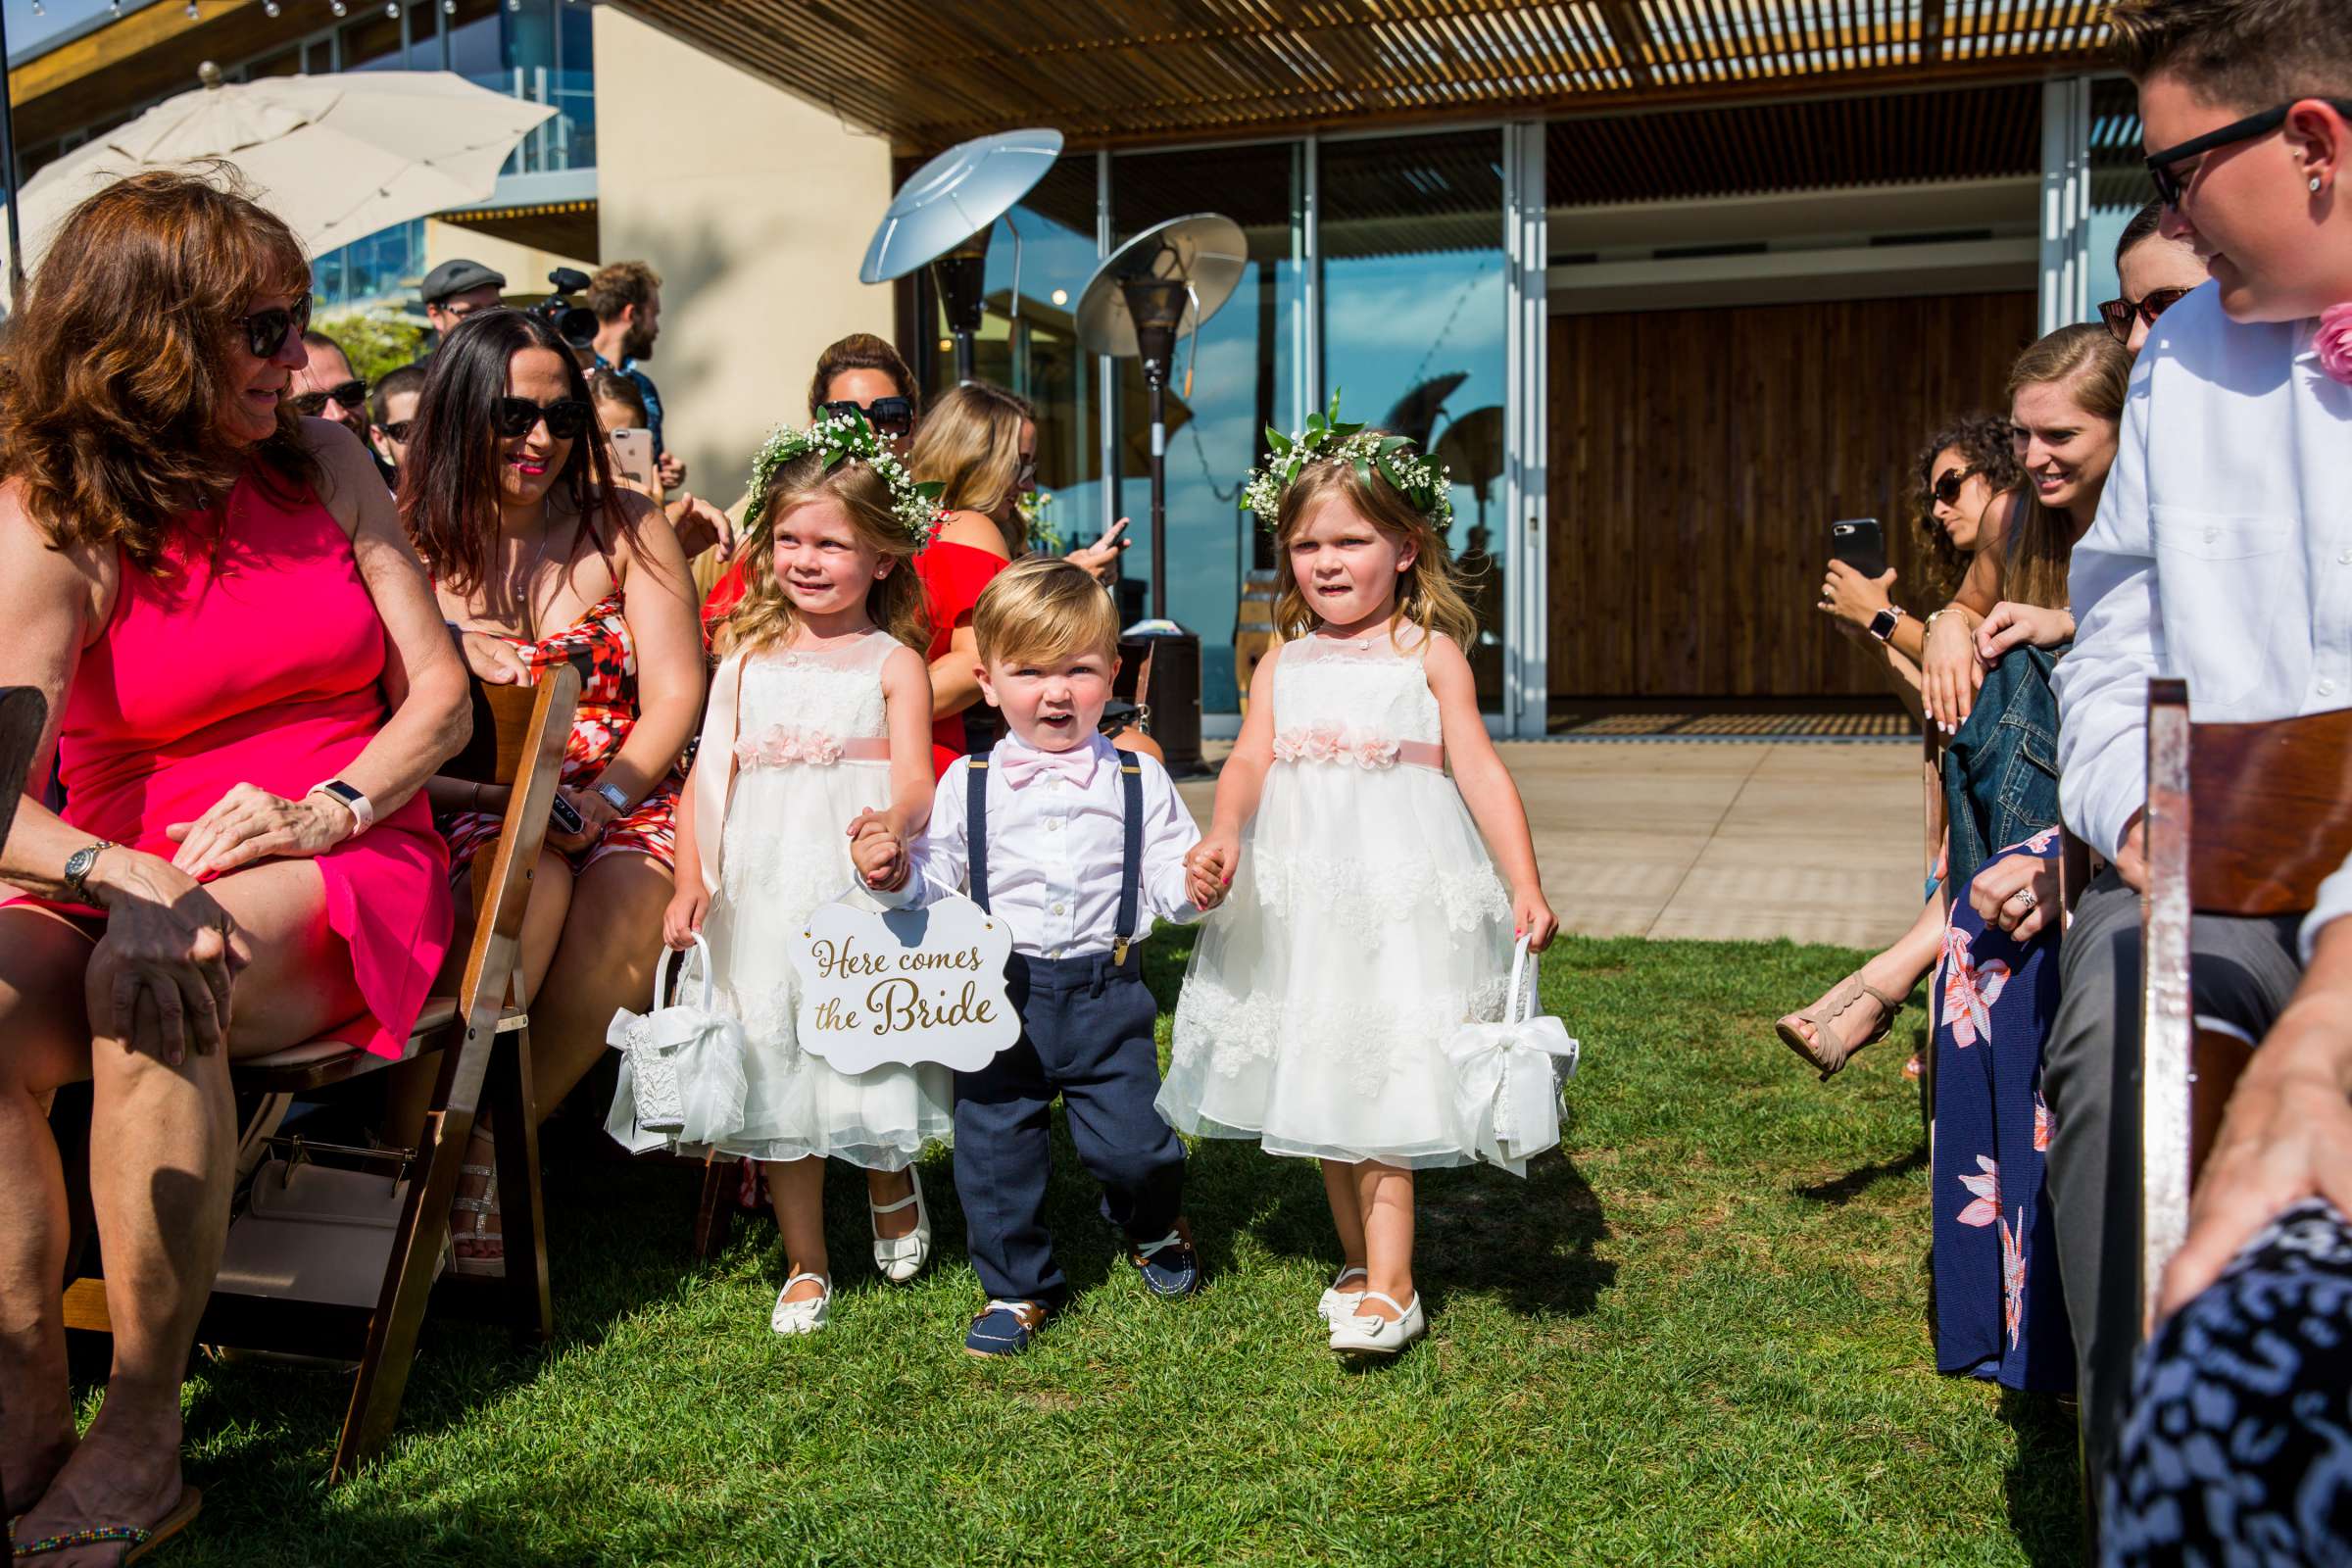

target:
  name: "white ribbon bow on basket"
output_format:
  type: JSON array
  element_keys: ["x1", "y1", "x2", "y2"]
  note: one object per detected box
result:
[
  {"x1": 1443, "y1": 935, "x2": 1580, "y2": 1177},
  {"x1": 605, "y1": 934, "x2": 749, "y2": 1152}
]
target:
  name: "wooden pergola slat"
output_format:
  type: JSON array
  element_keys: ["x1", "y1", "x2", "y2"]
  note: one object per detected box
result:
[{"x1": 612, "y1": 0, "x2": 2108, "y2": 155}]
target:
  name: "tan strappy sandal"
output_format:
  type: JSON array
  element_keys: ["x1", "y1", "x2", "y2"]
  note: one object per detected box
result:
[{"x1": 1776, "y1": 974, "x2": 1905, "y2": 1081}]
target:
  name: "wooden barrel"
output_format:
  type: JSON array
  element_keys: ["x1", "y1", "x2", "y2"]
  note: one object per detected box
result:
[{"x1": 1232, "y1": 570, "x2": 1283, "y2": 715}]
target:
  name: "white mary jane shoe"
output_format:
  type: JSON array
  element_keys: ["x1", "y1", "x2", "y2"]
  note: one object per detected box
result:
[
  {"x1": 1329, "y1": 1290, "x2": 1427, "y2": 1359},
  {"x1": 869, "y1": 1167, "x2": 932, "y2": 1284},
  {"x1": 1316, "y1": 1266, "x2": 1369, "y2": 1326},
  {"x1": 769, "y1": 1271, "x2": 832, "y2": 1336}
]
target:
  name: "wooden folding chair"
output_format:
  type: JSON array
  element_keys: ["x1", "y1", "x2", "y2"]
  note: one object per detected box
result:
[
  {"x1": 62, "y1": 663, "x2": 580, "y2": 1482},
  {"x1": 2138, "y1": 678, "x2": 2352, "y2": 1322},
  {"x1": 0, "y1": 686, "x2": 45, "y2": 857}
]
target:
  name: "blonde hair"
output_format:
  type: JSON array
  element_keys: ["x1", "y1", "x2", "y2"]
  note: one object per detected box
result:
[
  {"x1": 1271, "y1": 443, "x2": 1478, "y2": 649},
  {"x1": 2004, "y1": 324, "x2": 2132, "y2": 612},
  {"x1": 972, "y1": 556, "x2": 1121, "y2": 668},
  {"x1": 907, "y1": 380, "x2": 1030, "y2": 549},
  {"x1": 715, "y1": 457, "x2": 931, "y2": 659}
]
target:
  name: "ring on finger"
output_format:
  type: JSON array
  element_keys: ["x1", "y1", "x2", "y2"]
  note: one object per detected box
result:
[{"x1": 2010, "y1": 888, "x2": 2037, "y2": 910}]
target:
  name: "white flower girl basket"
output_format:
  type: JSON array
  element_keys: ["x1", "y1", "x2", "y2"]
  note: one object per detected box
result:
[
  {"x1": 605, "y1": 934, "x2": 749, "y2": 1152},
  {"x1": 1443, "y1": 935, "x2": 1580, "y2": 1176}
]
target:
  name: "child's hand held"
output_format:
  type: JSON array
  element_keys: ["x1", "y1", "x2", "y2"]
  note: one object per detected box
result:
[
  {"x1": 1512, "y1": 887, "x2": 1559, "y2": 953},
  {"x1": 662, "y1": 886, "x2": 708, "y2": 950}
]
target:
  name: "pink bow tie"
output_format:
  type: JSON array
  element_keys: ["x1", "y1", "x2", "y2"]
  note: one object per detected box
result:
[{"x1": 997, "y1": 743, "x2": 1097, "y2": 791}]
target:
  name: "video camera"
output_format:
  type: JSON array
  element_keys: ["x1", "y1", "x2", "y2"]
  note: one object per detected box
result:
[{"x1": 531, "y1": 267, "x2": 599, "y2": 354}]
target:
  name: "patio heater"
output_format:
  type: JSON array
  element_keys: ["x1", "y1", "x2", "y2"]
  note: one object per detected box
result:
[
  {"x1": 859, "y1": 128, "x2": 1063, "y2": 383},
  {"x1": 1075, "y1": 213, "x2": 1247, "y2": 776}
]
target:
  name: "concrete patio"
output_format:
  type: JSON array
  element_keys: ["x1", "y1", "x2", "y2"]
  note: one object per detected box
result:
[{"x1": 1177, "y1": 740, "x2": 1924, "y2": 951}]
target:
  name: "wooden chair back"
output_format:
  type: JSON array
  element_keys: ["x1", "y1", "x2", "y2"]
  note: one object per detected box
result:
[
  {"x1": 2139, "y1": 678, "x2": 2352, "y2": 1318},
  {"x1": 0, "y1": 686, "x2": 45, "y2": 858}
]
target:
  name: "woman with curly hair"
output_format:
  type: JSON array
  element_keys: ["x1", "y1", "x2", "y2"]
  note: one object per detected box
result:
[
  {"x1": 1815, "y1": 413, "x2": 2025, "y2": 723},
  {"x1": 0, "y1": 170, "x2": 470, "y2": 1555}
]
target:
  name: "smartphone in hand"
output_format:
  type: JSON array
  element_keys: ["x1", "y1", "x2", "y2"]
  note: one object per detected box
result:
[
  {"x1": 1830, "y1": 518, "x2": 1886, "y2": 580},
  {"x1": 611, "y1": 426, "x2": 656, "y2": 494}
]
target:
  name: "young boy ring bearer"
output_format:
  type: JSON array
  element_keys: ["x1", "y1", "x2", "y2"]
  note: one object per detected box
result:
[{"x1": 853, "y1": 558, "x2": 1228, "y2": 1356}]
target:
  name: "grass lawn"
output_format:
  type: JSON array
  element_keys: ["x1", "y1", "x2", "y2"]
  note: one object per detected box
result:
[{"x1": 117, "y1": 934, "x2": 2079, "y2": 1566}]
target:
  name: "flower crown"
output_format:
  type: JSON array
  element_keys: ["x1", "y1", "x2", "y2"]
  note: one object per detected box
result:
[
  {"x1": 742, "y1": 408, "x2": 946, "y2": 549},
  {"x1": 1239, "y1": 392, "x2": 1454, "y2": 533}
]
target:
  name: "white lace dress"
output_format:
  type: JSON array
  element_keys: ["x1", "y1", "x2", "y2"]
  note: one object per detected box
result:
[
  {"x1": 1158, "y1": 631, "x2": 1513, "y2": 1167},
  {"x1": 691, "y1": 631, "x2": 954, "y2": 1170}
]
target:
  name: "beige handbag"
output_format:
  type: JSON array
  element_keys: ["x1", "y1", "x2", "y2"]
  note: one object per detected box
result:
[{"x1": 214, "y1": 1139, "x2": 440, "y2": 1308}]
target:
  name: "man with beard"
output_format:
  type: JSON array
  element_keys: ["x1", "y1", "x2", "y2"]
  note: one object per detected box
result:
[{"x1": 587, "y1": 259, "x2": 685, "y2": 490}]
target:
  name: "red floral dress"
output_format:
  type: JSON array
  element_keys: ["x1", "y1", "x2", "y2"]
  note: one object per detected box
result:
[{"x1": 439, "y1": 585, "x2": 684, "y2": 874}]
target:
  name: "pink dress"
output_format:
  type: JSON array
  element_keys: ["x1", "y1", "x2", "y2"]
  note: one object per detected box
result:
[{"x1": 20, "y1": 468, "x2": 452, "y2": 1059}]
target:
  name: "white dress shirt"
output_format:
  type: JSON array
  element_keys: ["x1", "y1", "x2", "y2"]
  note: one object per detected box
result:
[
  {"x1": 2054, "y1": 284, "x2": 2352, "y2": 956},
  {"x1": 895, "y1": 733, "x2": 1203, "y2": 959}
]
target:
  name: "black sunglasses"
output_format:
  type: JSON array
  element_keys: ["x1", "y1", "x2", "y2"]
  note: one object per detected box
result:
[
  {"x1": 377, "y1": 419, "x2": 414, "y2": 443},
  {"x1": 240, "y1": 297, "x2": 312, "y2": 359},
  {"x1": 2096, "y1": 287, "x2": 2193, "y2": 344},
  {"x1": 2145, "y1": 98, "x2": 2352, "y2": 208},
  {"x1": 492, "y1": 396, "x2": 593, "y2": 441},
  {"x1": 290, "y1": 379, "x2": 368, "y2": 416},
  {"x1": 820, "y1": 396, "x2": 914, "y2": 436},
  {"x1": 1932, "y1": 465, "x2": 1982, "y2": 506}
]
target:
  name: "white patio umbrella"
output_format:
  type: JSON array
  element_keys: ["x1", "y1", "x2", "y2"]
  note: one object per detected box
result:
[{"x1": 3, "y1": 68, "x2": 556, "y2": 278}]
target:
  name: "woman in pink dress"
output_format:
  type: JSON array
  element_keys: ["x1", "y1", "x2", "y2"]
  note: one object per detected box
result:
[{"x1": 0, "y1": 172, "x2": 470, "y2": 1557}]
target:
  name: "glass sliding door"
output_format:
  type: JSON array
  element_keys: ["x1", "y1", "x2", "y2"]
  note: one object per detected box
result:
[
  {"x1": 1317, "y1": 128, "x2": 1511, "y2": 714},
  {"x1": 1109, "y1": 142, "x2": 1308, "y2": 715}
]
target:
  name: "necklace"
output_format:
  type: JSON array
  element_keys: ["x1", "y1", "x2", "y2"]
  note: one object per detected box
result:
[{"x1": 513, "y1": 515, "x2": 559, "y2": 641}]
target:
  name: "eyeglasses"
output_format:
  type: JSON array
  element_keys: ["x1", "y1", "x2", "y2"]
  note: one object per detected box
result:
[
  {"x1": 2145, "y1": 98, "x2": 2352, "y2": 208},
  {"x1": 377, "y1": 419, "x2": 414, "y2": 443},
  {"x1": 290, "y1": 379, "x2": 368, "y2": 416},
  {"x1": 2096, "y1": 287, "x2": 2193, "y2": 344},
  {"x1": 239, "y1": 297, "x2": 312, "y2": 359},
  {"x1": 492, "y1": 396, "x2": 593, "y2": 441},
  {"x1": 819, "y1": 396, "x2": 914, "y2": 437},
  {"x1": 1931, "y1": 465, "x2": 1982, "y2": 506}
]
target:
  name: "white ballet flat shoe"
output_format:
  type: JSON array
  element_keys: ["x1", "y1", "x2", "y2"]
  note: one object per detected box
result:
[
  {"x1": 1329, "y1": 1290, "x2": 1426, "y2": 1358},
  {"x1": 1316, "y1": 1266, "x2": 1369, "y2": 1325},
  {"x1": 770, "y1": 1271, "x2": 832, "y2": 1336},
  {"x1": 870, "y1": 1168, "x2": 932, "y2": 1284}
]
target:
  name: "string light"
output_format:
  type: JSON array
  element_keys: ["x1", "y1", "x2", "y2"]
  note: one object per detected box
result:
[
  {"x1": 185, "y1": 1, "x2": 199, "y2": 17},
  {"x1": 329, "y1": 0, "x2": 346, "y2": 14},
  {"x1": 29, "y1": 0, "x2": 42, "y2": 15},
  {"x1": 384, "y1": 1, "x2": 400, "y2": 15},
  {"x1": 263, "y1": 0, "x2": 280, "y2": 14}
]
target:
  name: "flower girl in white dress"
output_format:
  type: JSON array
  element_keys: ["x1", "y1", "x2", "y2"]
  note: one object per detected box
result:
[
  {"x1": 1159, "y1": 408, "x2": 1560, "y2": 1358},
  {"x1": 661, "y1": 412, "x2": 953, "y2": 1334}
]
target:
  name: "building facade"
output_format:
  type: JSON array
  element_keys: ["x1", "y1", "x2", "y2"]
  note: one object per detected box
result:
[{"x1": 7, "y1": 1, "x2": 2138, "y2": 734}]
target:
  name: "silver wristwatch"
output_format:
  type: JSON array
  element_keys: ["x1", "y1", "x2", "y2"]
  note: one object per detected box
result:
[
  {"x1": 63, "y1": 840, "x2": 114, "y2": 904},
  {"x1": 594, "y1": 781, "x2": 631, "y2": 814}
]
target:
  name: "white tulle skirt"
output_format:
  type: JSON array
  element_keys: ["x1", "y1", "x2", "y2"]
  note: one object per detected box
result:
[
  {"x1": 689, "y1": 761, "x2": 954, "y2": 1170},
  {"x1": 1157, "y1": 760, "x2": 1515, "y2": 1167}
]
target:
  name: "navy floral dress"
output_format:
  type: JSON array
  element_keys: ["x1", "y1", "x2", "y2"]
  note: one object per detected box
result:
[{"x1": 1930, "y1": 825, "x2": 2076, "y2": 1392}]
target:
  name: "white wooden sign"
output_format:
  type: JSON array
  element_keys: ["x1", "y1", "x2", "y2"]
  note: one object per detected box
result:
[{"x1": 790, "y1": 890, "x2": 1019, "y2": 1074}]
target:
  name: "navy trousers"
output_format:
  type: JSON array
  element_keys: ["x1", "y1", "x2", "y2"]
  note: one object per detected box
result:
[{"x1": 953, "y1": 948, "x2": 1185, "y2": 1307}]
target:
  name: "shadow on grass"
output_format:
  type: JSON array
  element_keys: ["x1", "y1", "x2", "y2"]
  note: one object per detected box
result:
[
  {"x1": 1795, "y1": 1143, "x2": 1929, "y2": 1205},
  {"x1": 1999, "y1": 1387, "x2": 2088, "y2": 1568}
]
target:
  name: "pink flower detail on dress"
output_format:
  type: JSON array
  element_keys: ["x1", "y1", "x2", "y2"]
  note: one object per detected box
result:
[
  {"x1": 1271, "y1": 726, "x2": 1400, "y2": 769},
  {"x1": 1940, "y1": 926, "x2": 2011, "y2": 1049},
  {"x1": 2034, "y1": 1090, "x2": 2053, "y2": 1152},
  {"x1": 2001, "y1": 1213, "x2": 2027, "y2": 1348},
  {"x1": 735, "y1": 725, "x2": 846, "y2": 768},
  {"x1": 2316, "y1": 303, "x2": 2352, "y2": 386},
  {"x1": 1956, "y1": 1155, "x2": 2001, "y2": 1228},
  {"x1": 2020, "y1": 826, "x2": 2061, "y2": 855}
]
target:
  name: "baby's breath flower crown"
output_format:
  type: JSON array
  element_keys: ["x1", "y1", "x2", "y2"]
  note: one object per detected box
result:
[
  {"x1": 1240, "y1": 392, "x2": 1454, "y2": 534},
  {"x1": 741, "y1": 408, "x2": 946, "y2": 550}
]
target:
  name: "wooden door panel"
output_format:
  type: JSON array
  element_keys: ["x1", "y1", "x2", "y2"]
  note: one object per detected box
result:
[{"x1": 1547, "y1": 293, "x2": 2035, "y2": 699}]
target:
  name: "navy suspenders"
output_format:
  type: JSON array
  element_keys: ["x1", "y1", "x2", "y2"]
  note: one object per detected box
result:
[{"x1": 965, "y1": 749, "x2": 1146, "y2": 961}]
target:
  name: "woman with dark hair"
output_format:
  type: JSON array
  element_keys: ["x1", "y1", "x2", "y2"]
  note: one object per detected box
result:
[
  {"x1": 1782, "y1": 413, "x2": 2024, "y2": 1075},
  {"x1": 406, "y1": 308, "x2": 704, "y2": 1272},
  {"x1": 0, "y1": 170, "x2": 469, "y2": 1553},
  {"x1": 1816, "y1": 414, "x2": 2026, "y2": 720}
]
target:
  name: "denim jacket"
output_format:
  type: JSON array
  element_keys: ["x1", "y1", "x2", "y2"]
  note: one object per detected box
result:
[{"x1": 1941, "y1": 645, "x2": 2064, "y2": 897}]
